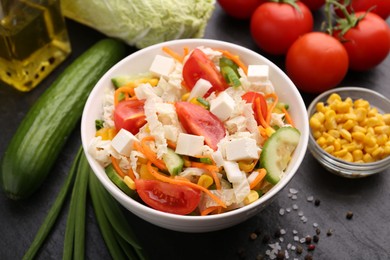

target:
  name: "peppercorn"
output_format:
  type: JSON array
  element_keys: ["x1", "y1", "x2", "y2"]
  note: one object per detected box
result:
[
  {"x1": 346, "y1": 211, "x2": 354, "y2": 219},
  {"x1": 276, "y1": 251, "x2": 285, "y2": 260},
  {"x1": 262, "y1": 234, "x2": 271, "y2": 244},
  {"x1": 237, "y1": 247, "x2": 246, "y2": 259},
  {"x1": 305, "y1": 254, "x2": 313, "y2": 260},
  {"x1": 250, "y1": 232, "x2": 258, "y2": 240},
  {"x1": 313, "y1": 235, "x2": 319, "y2": 243},
  {"x1": 308, "y1": 244, "x2": 316, "y2": 251},
  {"x1": 274, "y1": 229, "x2": 282, "y2": 238},
  {"x1": 327, "y1": 229, "x2": 333, "y2": 236},
  {"x1": 314, "y1": 199, "x2": 321, "y2": 206},
  {"x1": 305, "y1": 235, "x2": 312, "y2": 244},
  {"x1": 256, "y1": 254, "x2": 265, "y2": 260},
  {"x1": 296, "y1": 245, "x2": 303, "y2": 254},
  {"x1": 315, "y1": 228, "x2": 321, "y2": 235}
]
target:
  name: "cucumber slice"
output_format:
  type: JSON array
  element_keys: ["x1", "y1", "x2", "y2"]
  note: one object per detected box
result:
[
  {"x1": 105, "y1": 164, "x2": 135, "y2": 197},
  {"x1": 260, "y1": 127, "x2": 301, "y2": 184},
  {"x1": 162, "y1": 148, "x2": 184, "y2": 176}
]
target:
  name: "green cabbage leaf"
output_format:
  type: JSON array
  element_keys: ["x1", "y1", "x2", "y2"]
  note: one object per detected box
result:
[{"x1": 61, "y1": 0, "x2": 216, "y2": 49}]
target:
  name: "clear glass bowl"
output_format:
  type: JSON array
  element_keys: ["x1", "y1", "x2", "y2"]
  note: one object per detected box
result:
[{"x1": 307, "y1": 87, "x2": 390, "y2": 178}]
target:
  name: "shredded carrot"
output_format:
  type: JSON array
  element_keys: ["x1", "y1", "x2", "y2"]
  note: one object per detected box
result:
[
  {"x1": 126, "y1": 167, "x2": 136, "y2": 181},
  {"x1": 200, "y1": 206, "x2": 223, "y2": 216},
  {"x1": 190, "y1": 161, "x2": 221, "y2": 190},
  {"x1": 265, "y1": 93, "x2": 279, "y2": 125},
  {"x1": 114, "y1": 86, "x2": 137, "y2": 105},
  {"x1": 255, "y1": 97, "x2": 269, "y2": 128},
  {"x1": 282, "y1": 107, "x2": 295, "y2": 127},
  {"x1": 215, "y1": 48, "x2": 248, "y2": 74},
  {"x1": 258, "y1": 126, "x2": 267, "y2": 138},
  {"x1": 111, "y1": 156, "x2": 127, "y2": 178},
  {"x1": 249, "y1": 168, "x2": 267, "y2": 190},
  {"x1": 138, "y1": 137, "x2": 167, "y2": 171},
  {"x1": 166, "y1": 140, "x2": 177, "y2": 150},
  {"x1": 146, "y1": 161, "x2": 226, "y2": 208},
  {"x1": 162, "y1": 46, "x2": 185, "y2": 63}
]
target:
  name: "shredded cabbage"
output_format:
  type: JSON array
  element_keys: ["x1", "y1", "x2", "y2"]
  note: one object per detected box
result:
[{"x1": 61, "y1": 0, "x2": 216, "y2": 49}]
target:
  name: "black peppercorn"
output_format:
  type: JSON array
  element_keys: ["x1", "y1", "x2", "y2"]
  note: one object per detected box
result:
[
  {"x1": 276, "y1": 251, "x2": 285, "y2": 260},
  {"x1": 346, "y1": 211, "x2": 354, "y2": 219},
  {"x1": 262, "y1": 234, "x2": 271, "y2": 244},
  {"x1": 315, "y1": 228, "x2": 321, "y2": 235},
  {"x1": 313, "y1": 235, "x2": 319, "y2": 243},
  {"x1": 296, "y1": 245, "x2": 303, "y2": 254},
  {"x1": 314, "y1": 199, "x2": 321, "y2": 206},
  {"x1": 305, "y1": 254, "x2": 313, "y2": 260},
  {"x1": 327, "y1": 229, "x2": 333, "y2": 236},
  {"x1": 305, "y1": 235, "x2": 312, "y2": 244}
]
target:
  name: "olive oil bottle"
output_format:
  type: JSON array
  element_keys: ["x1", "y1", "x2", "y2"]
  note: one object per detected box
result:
[{"x1": 0, "y1": 0, "x2": 71, "y2": 92}]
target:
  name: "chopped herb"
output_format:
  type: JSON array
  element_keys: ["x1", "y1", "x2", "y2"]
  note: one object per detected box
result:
[{"x1": 95, "y1": 119, "x2": 104, "y2": 130}]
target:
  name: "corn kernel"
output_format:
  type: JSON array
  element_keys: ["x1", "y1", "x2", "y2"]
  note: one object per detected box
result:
[
  {"x1": 327, "y1": 93, "x2": 341, "y2": 104},
  {"x1": 372, "y1": 147, "x2": 384, "y2": 159},
  {"x1": 238, "y1": 160, "x2": 256, "y2": 173},
  {"x1": 363, "y1": 135, "x2": 376, "y2": 147},
  {"x1": 316, "y1": 136, "x2": 327, "y2": 147},
  {"x1": 340, "y1": 129, "x2": 352, "y2": 142},
  {"x1": 123, "y1": 176, "x2": 136, "y2": 190},
  {"x1": 324, "y1": 145, "x2": 335, "y2": 153},
  {"x1": 342, "y1": 152, "x2": 354, "y2": 162},
  {"x1": 328, "y1": 129, "x2": 340, "y2": 138},
  {"x1": 376, "y1": 134, "x2": 388, "y2": 145},
  {"x1": 333, "y1": 149, "x2": 348, "y2": 157},
  {"x1": 181, "y1": 92, "x2": 190, "y2": 101},
  {"x1": 352, "y1": 150, "x2": 363, "y2": 161},
  {"x1": 351, "y1": 131, "x2": 365, "y2": 142},
  {"x1": 266, "y1": 127, "x2": 276, "y2": 137},
  {"x1": 374, "y1": 125, "x2": 390, "y2": 135},
  {"x1": 343, "y1": 119, "x2": 357, "y2": 131},
  {"x1": 366, "y1": 117, "x2": 383, "y2": 127},
  {"x1": 363, "y1": 153, "x2": 374, "y2": 163},
  {"x1": 197, "y1": 174, "x2": 214, "y2": 189},
  {"x1": 352, "y1": 125, "x2": 367, "y2": 133},
  {"x1": 326, "y1": 135, "x2": 336, "y2": 145},
  {"x1": 383, "y1": 114, "x2": 390, "y2": 124},
  {"x1": 367, "y1": 107, "x2": 379, "y2": 117},
  {"x1": 354, "y1": 99, "x2": 370, "y2": 109},
  {"x1": 312, "y1": 111, "x2": 326, "y2": 123},
  {"x1": 335, "y1": 101, "x2": 351, "y2": 114},
  {"x1": 312, "y1": 130, "x2": 323, "y2": 139},
  {"x1": 334, "y1": 139, "x2": 342, "y2": 151},
  {"x1": 342, "y1": 142, "x2": 358, "y2": 152},
  {"x1": 316, "y1": 102, "x2": 327, "y2": 113},
  {"x1": 310, "y1": 117, "x2": 322, "y2": 130},
  {"x1": 354, "y1": 107, "x2": 367, "y2": 122},
  {"x1": 345, "y1": 113, "x2": 358, "y2": 121},
  {"x1": 364, "y1": 144, "x2": 378, "y2": 154},
  {"x1": 244, "y1": 190, "x2": 260, "y2": 205}
]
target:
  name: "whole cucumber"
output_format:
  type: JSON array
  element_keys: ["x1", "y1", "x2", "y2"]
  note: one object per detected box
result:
[{"x1": 0, "y1": 39, "x2": 126, "y2": 199}]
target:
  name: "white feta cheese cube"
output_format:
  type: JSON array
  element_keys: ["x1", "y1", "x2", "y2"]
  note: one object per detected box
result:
[
  {"x1": 163, "y1": 125, "x2": 179, "y2": 142},
  {"x1": 222, "y1": 160, "x2": 244, "y2": 183},
  {"x1": 247, "y1": 65, "x2": 269, "y2": 82},
  {"x1": 225, "y1": 137, "x2": 259, "y2": 161},
  {"x1": 188, "y1": 78, "x2": 213, "y2": 100},
  {"x1": 175, "y1": 133, "x2": 204, "y2": 157},
  {"x1": 210, "y1": 91, "x2": 235, "y2": 121},
  {"x1": 111, "y1": 128, "x2": 139, "y2": 157},
  {"x1": 149, "y1": 55, "x2": 176, "y2": 78}
]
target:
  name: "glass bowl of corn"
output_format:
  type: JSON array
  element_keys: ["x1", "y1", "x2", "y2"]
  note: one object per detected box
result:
[{"x1": 307, "y1": 87, "x2": 390, "y2": 178}]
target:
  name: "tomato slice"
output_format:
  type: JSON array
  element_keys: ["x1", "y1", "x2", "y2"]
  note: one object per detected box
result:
[
  {"x1": 182, "y1": 49, "x2": 228, "y2": 96},
  {"x1": 135, "y1": 179, "x2": 201, "y2": 215},
  {"x1": 241, "y1": 92, "x2": 268, "y2": 125},
  {"x1": 114, "y1": 99, "x2": 147, "y2": 135},
  {"x1": 175, "y1": 102, "x2": 226, "y2": 151}
]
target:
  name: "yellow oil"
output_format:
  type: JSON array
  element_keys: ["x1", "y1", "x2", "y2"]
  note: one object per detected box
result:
[{"x1": 0, "y1": 0, "x2": 71, "y2": 92}]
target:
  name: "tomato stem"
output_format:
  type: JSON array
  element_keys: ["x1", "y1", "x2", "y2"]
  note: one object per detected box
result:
[
  {"x1": 269, "y1": 0, "x2": 301, "y2": 13},
  {"x1": 324, "y1": 0, "x2": 367, "y2": 38}
]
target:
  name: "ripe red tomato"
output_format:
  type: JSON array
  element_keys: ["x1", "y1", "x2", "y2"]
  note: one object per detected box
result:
[
  {"x1": 114, "y1": 99, "x2": 146, "y2": 134},
  {"x1": 241, "y1": 92, "x2": 268, "y2": 125},
  {"x1": 285, "y1": 32, "x2": 349, "y2": 93},
  {"x1": 333, "y1": 12, "x2": 390, "y2": 71},
  {"x1": 217, "y1": 0, "x2": 265, "y2": 19},
  {"x1": 300, "y1": 0, "x2": 326, "y2": 10},
  {"x1": 250, "y1": 2, "x2": 314, "y2": 55},
  {"x1": 336, "y1": 0, "x2": 390, "y2": 20},
  {"x1": 183, "y1": 49, "x2": 228, "y2": 96},
  {"x1": 135, "y1": 179, "x2": 201, "y2": 215},
  {"x1": 175, "y1": 102, "x2": 225, "y2": 151}
]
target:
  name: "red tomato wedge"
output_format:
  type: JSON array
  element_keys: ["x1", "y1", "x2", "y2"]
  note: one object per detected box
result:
[
  {"x1": 114, "y1": 99, "x2": 146, "y2": 135},
  {"x1": 175, "y1": 102, "x2": 226, "y2": 151},
  {"x1": 182, "y1": 49, "x2": 228, "y2": 96},
  {"x1": 135, "y1": 179, "x2": 201, "y2": 215},
  {"x1": 241, "y1": 92, "x2": 268, "y2": 125}
]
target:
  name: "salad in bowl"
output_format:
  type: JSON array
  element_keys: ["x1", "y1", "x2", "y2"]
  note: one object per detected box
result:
[{"x1": 81, "y1": 39, "x2": 308, "y2": 232}]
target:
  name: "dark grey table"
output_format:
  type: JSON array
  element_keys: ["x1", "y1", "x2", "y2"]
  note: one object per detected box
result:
[{"x1": 1, "y1": 4, "x2": 389, "y2": 260}]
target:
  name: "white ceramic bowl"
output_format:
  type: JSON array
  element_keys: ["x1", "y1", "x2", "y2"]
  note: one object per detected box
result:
[{"x1": 81, "y1": 39, "x2": 309, "y2": 233}]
